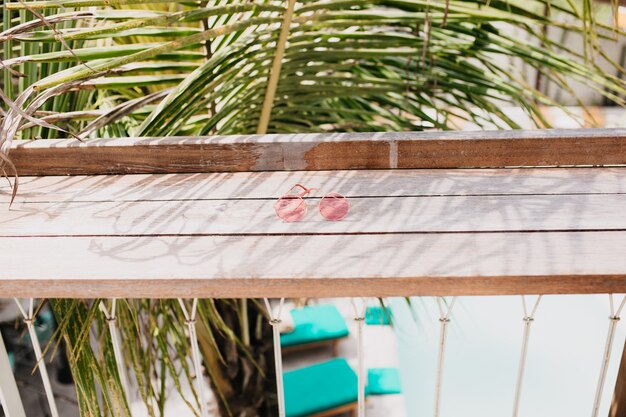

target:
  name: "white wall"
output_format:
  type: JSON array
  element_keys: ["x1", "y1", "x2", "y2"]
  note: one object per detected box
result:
[
  {"x1": 392, "y1": 295, "x2": 626, "y2": 417},
  {"x1": 497, "y1": 6, "x2": 626, "y2": 106}
]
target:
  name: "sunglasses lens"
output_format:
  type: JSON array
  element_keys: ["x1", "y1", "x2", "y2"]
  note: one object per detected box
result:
[
  {"x1": 275, "y1": 195, "x2": 306, "y2": 222},
  {"x1": 319, "y1": 192, "x2": 349, "y2": 221}
]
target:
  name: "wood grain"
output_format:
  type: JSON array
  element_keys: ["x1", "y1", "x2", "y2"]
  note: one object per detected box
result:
[
  {"x1": 3, "y1": 154, "x2": 626, "y2": 297},
  {"x1": 2, "y1": 232, "x2": 626, "y2": 298},
  {"x1": 3, "y1": 168, "x2": 626, "y2": 204},
  {"x1": 8, "y1": 128, "x2": 626, "y2": 175},
  {"x1": 4, "y1": 194, "x2": 626, "y2": 236}
]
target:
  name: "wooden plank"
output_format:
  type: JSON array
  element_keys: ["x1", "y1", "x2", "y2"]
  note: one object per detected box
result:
[
  {"x1": 8, "y1": 128, "x2": 626, "y2": 175},
  {"x1": 2, "y1": 232, "x2": 626, "y2": 298},
  {"x1": 5, "y1": 194, "x2": 626, "y2": 236},
  {"x1": 396, "y1": 130, "x2": 626, "y2": 169},
  {"x1": 309, "y1": 402, "x2": 358, "y2": 417},
  {"x1": 282, "y1": 338, "x2": 346, "y2": 356},
  {"x1": 3, "y1": 168, "x2": 626, "y2": 204}
]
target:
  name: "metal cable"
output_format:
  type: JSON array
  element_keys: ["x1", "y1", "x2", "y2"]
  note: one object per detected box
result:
[
  {"x1": 512, "y1": 295, "x2": 542, "y2": 417},
  {"x1": 264, "y1": 298, "x2": 286, "y2": 417},
  {"x1": 434, "y1": 297, "x2": 456, "y2": 417},
  {"x1": 13, "y1": 298, "x2": 59, "y2": 417},
  {"x1": 591, "y1": 294, "x2": 626, "y2": 417},
  {"x1": 99, "y1": 299, "x2": 131, "y2": 401},
  {"x1": 351, "y1": 298, "x2": 367, "y2": 417},
  {"x1": 178, "y1": 298, "x2": 208, "y2": 417},
  {"x1": 0, "y1": 330, "x2": 27, "y2": 417}
]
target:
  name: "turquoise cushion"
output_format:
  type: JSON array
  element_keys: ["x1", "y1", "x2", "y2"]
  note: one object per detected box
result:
[
  {"x1": 367, "y1": 368, "x2": 402, "y2": 395},
  {"x1": 365, "y1": 306, "x2": 392, "y2": 326},
  {"x1": 284, "y1": 358, "x2": 358, "y2": 417},
  {"x1": 280, "y1": 305, "x2": 349, "y2": 348}
]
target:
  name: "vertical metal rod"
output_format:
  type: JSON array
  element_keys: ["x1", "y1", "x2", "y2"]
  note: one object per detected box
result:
[
  {"x1": 264, "y1": 298, "x2": 286, "y2": 417},
  {"x1": 434, "y1": 297, "x2": 456, "y2": 417},
  {"x1": 99, "y1": 299, "x2": 131, "y2": 401},
  {"x1": 271, "y1": 321, "x2": 286, "y2": 417},
  {"x1": 0, "y1": 331, "x2": 26, "y2": 417},
  {"x1": 355, "y1": 309, "x2": 366, "y2": 417},
  {"x1": 188, "y1": 322, "x2": 208, "y2": 417},
  {"x1": 512, "y1": 317, "x2": 533, "y2": 417},
  {"x1": 434, "y1": 317, "x2": 450, "y2": 417},
  {"x1": 512, "y1": 295, "x2": 542, "y2": 417},
  {"x1": 592, "y1": 317, "x2": 620, "y2": 417},
  {"x1": 26, "y1": 322, "x2": 59, "y2": 417},
  {"x1": 178, "y1": 298, "x2": 208, "y2": 417},
  {"x1": 591, "y1": 294, "x2": 626, "y2": 417},
  {"x1": 14, "y1": 298, "x2": 59, "y2": 417}
]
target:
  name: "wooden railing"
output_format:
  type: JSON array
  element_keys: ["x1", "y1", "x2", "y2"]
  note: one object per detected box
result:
[
  {"x1": 2, "y1": 128, "x2": 626, "y2": 417},
  {"x1": 7, "y1": 128, "x2": 626, "y2": 175},
  {"x1": 3, "y1": 129, "x2": 626, "y2": 298}
]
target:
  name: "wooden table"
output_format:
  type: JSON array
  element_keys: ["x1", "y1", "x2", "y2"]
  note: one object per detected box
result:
[{"x1": 2, "y1": 129, "x2": 626, "y2": 299}]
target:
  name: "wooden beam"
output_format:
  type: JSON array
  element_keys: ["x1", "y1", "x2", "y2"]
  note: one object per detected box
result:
[
  {"x1": 2, "y1": 168, "x2": 626, "y2": 298},
  {"x1": 3, "y1": 232, "x2": 626, "y2": 298},
  {"x1": 8, "y1": 128, "x2": 626, "y2": 176}
]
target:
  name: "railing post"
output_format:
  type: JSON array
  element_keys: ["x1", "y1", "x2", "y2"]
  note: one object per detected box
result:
[
  {"x1": 99, "y1": 299, "x2": 131, "y2": 401},
  {"x1": 512, "y1": 295, "x2": 542, "y2": 417},
  {"x1": 264, "y1": 298, "x2": 286, "y2": 417},
  {"x1": 13, "y1": 298, "x2": 59, "y2": 417},
  {"x1": 0, "y1": 331, "x2": 26, "y2": 417},
  {"x1": 434, "y1": 297, "x2": 456, "y2": 417},
  {"x1": 610, "y1": 339, "x2": 626, "y2": 417},
  {"x1": 351, "y1": 298, "x2": 367, "y2": 417},
  {"x1": 178, "y1": 298, "x2": 209, "y2": 417},
  {"x1": 593, "y1": 294, "x2": 626, "y2": 417}
]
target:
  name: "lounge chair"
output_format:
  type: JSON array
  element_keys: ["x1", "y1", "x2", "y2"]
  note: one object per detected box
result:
[
  {"x1": 283, "y1": 361, "x2": 401, "y2": 416},
  {"x1": 367, "y1": 368, "x2": 402, "y2": 395},
  {"x1": 280, "y1": 305, "x2": 349, "y2": 355},
  {"x1": 365, "y1": 306, "x2": 393, "y2": 326},
  {"x1": 284, "y1": 358, "x2": 363, "y2": 417}
]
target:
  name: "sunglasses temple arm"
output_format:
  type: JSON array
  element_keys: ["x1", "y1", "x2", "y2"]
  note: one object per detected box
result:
[{"x1": 291, "y1": 183, "x2": 316, "y2": 197}]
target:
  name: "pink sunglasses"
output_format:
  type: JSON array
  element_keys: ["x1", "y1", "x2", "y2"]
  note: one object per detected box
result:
[{"x1": 275, "y1": 183, "x2": 350, "y2": 222}]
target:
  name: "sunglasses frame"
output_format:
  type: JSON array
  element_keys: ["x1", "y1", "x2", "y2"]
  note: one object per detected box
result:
[{"x1": 274, "y1": 183, "x2": 350, "y2": 222}]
